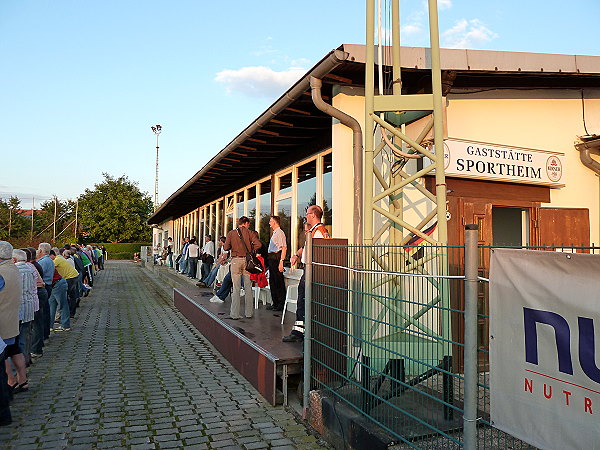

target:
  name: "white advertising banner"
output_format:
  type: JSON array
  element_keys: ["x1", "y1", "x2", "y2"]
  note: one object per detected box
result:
[
  {"x1": 443, "y1": 139, "x2": 565, "y2": 187},
  {"x1": 490, "y1": 249, "x2": 600, "y2": 449}
]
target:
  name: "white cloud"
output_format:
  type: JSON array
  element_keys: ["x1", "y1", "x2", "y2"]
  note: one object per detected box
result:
[
  {"x1": 402, "y1": 24, "x2": 422, "y2": 35},
  {"x1": 438, "y1": 0, "x2": 452, "y2": 10},
  {"x1": 290, "y1": 58, "x2": 311, "y2": 68},
  {"x1": 442, "y1": 19, "x2": 498, "y2": 49},
  {"x1": 215, "y1": 66, "x2": 307, "y2": 98}
]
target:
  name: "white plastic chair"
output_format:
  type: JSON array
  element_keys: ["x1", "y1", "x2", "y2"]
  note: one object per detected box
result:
[
  {"x1": 253, "y1": 285, "x2": 271, "y2": 309},
  {"x1": 281, "y1": 284, "x2": 298, "y2": 324}
]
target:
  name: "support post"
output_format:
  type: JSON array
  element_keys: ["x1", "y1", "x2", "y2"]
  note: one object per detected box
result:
[
  {"x1": 302, "y1": 231, "x2": 313, "y2": 419},
  {"x1": 463, "y1": 224, "x2": 479, "y2": 448}
]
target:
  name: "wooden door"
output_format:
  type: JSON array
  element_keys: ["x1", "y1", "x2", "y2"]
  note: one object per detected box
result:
[
  {"x1": 534, "y1": 207, "x2": 590, "y2": 248},
  {"x1": 449, "y1": 200, "x2": 493, "y2": 371}
]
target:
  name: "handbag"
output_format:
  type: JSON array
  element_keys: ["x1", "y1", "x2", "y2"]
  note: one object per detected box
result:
[
  {"x1": 236, "y1": 228, "x2": 263, "y2": 275},
  {"x1": 201, "y1": 253, "x2": 214, "y2": 265}
]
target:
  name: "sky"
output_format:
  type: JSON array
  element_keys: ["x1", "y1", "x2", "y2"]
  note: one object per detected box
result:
[{"x1": 1, "y1": 0, "x2": 599, "y2": 208}]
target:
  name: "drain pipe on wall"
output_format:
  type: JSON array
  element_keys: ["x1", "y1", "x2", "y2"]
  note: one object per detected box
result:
[
  {"x1": 310, "y1": 76, "x2": 363, "y2": 246},
  {"x1": 310, "y1": 77, "x2": 364, "y2": 389},
  {"x1": 575, "y1": 136, "x2": 600, "y2": 242},
  {"x1": 575, "y1": 137, "x2": 600, "y2": 176}
]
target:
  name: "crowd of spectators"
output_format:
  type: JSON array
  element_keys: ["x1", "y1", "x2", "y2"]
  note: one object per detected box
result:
[
  {"x1": 166, "y1": 206, "x2": 328, "y2": 341},
  {"x1": 0, "y1": 240, "x2": 105, "y2": 426}
]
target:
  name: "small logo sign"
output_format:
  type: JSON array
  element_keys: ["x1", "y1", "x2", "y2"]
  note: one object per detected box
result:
[
  {"x1": 546, "y1": 156, "x2": 563, "y2": 182},
  {"x1": 443, "y1": 142, "x2": 451, "y2": 170}
]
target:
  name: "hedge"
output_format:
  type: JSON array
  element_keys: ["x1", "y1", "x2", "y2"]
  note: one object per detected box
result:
[{"x1": 96, "y1": 242, "x2": 151, "y2": 260}]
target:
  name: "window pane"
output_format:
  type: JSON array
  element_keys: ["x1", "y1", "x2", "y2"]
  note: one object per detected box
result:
[
  {"x1": 236, "y1": 192, "x2": 244, "y2": 221},
  {"x1": 297, "y1": 160, "x2": 317, "y2": 249},
  {"x1": 259, "y1": 180, "x2": 272, "y2": 246},
  {"x1": 216, "y1": 200, "x2": 223, "y2": 238},
  {"x1": 226, "y1": 195, "x2": 234, "y2": 232},
  {"x1": 277, "y1": 198, "x2": 292, "y2": 260},
  {"x1": 278, "y1": 172, "x2": 292, "y2": 196},
  {"x1": 323, "y1": 153, "x2": 333, "y2": 235},
  {"x1": 248, "y1": 186, "x2": 257, "y2": 231},
  {"x1": 209, "y1": 204, "x2": 216, "y2": 240}
]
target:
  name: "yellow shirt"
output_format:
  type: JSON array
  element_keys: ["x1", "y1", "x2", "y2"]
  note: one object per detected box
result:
[{"x1": 53, "y1": 255, "x2": 79, "y2": 280}]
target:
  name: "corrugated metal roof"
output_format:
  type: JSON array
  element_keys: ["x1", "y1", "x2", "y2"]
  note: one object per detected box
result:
[{"x1": 342, "y1": 44, "x2": 600, "y2": 73}]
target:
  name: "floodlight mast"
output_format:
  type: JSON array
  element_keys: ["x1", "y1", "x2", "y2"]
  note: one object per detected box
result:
[
  {"x1": 362, "y1": 0, "x2": 453, "y2": 434},
  {"x1": 151, "y1": 124, "x2": 162, "y2": 210},
  {"x1": 364, "y1": 0, "x2": 447, "y2": 247}
]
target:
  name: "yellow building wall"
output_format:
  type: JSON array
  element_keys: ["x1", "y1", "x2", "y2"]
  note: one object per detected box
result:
[
  {"x1": 446, "y1": 89, "x2": 600, "y2": 243},
  {"x1": 332, "y1": 87, "x2": 366, "y2": 243},
  {"x1": 330, "y1": 87, "x2": 600, "y2": 244}
]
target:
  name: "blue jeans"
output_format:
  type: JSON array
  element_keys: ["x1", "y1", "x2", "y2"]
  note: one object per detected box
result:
[
  {"x1": 187, "y1": 257, "x2": 198, "y2": 278},
  {"x1": 216, "y1": 272, "x2": 233, "y2": 301},
  {"x1": 67, "y1": 277, "x2": 79, "y2": 317},
  {"x1": 18, "y1": 321, "x2": 32, "y2": 355},
  {"x1": 48, "y1": 278, "x2": 70, "y2": 329},
  {"x1": 202, "y1": 265, "x2": 220, "y2": 287},
  {"x1": 31, "y1": 287, "x2": 48, "y2": 354},
  {"x1": 216, "y1": 272, "x2": 232, "y2": 300},
  {"x1": 180, "y1": 257, "x2": 188, "y2": 274}
]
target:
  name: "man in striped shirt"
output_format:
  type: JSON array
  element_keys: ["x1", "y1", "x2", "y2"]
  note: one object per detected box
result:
[{"x1": 6, "y1": 249, "x2": 36, "y2": 393}]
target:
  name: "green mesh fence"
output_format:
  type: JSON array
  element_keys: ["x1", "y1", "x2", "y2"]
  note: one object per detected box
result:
[{"x1": 309, "y1": 243, "x2": 600, "y2": 449}]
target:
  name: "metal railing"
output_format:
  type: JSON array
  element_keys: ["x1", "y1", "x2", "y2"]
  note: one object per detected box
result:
[{"x1": 305, "y1": 233, "x2": 600, "y2": 449}]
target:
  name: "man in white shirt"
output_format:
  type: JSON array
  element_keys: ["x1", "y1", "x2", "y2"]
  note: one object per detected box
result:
[
  {"x1": 266, "y1": 216, "x2": 287, "y2": 311},
  {"x1": 186, "y1": 238, "x2": 200, "y2": 279},
  {"x1": 200, "y1": 235, "x2": 215, "y2": 281},
  {"x1": 283, "y1": 205, "x2": 330, "y2": 342}
]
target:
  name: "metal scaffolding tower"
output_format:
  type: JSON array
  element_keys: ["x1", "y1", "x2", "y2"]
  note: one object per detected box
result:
[{"x1": 361, "y1": 0, "x2": 451, "y2": 379}]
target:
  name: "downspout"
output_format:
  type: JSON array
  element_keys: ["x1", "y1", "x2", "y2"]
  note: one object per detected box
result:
[
  {"x1": 575, "y1": 137, "x2": 600, "y2": 244},
  {"x1": 575, "y1": 137, "x2": 600, "y2": 176},
  {"x1": 310, "y1": 76, "x2": 363, "y2": 246}
]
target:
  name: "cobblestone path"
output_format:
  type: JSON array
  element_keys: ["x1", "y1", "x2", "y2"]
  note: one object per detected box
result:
[{"x1": 0, "y1": 262, "x2": 325, "y2": 449}]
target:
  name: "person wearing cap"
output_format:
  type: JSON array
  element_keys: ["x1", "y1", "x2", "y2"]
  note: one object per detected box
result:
[{"x1": 0, "y1": 241, "x2": 22, "y2": 426}]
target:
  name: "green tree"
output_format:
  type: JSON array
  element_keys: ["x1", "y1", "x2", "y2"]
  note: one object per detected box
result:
[
  {"x1": 0, "y1": 196, "x2": 29, "y2": 240},
  {"x1": 35, "y1": 197, "x2": 77, "y2": 242},
  {"x1": 78, "y1": 174, "x2": 153, "y2": 243}
]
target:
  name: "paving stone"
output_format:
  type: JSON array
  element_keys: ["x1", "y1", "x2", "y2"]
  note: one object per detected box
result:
[
  {"x1": 243, "y1": 442, "x2": 269, "y2": 450},
  {"x1": 130, "y1": 444, "x2": 156, "y2": 450},
  {"x1": 71, "y1": 435, "x2": 99, "y2": 445},
  {"x1": 151, "y1": 421, "x2": 177, "y2": 430},
  {"x1": 184, "y1": 442, "x2": 209, "y2": 449},
  {"x1": 211, "y1": 432, "x2": 236, "y2": 441},
  {"x1": 126, "y1": 436, "x2": 152, "y2": 445},
  {"x1": 210, "y1": 440, "x2": 240, "y2": 448},
  {"x1": 179, "y1": 430, "x2": 207, "y2": 440},
  {"x1": 261, "y1": 433, "x2": 285, "y2": 440},
  {"x1": 204, "y1": 427, "x2": 229, "y2": 435},
  {"x1": 98, "y1": 427, "x2": 122, "y2": 435},
  {"x1": 153, "y1": 433, "x2": 179, "y2": 442}
]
